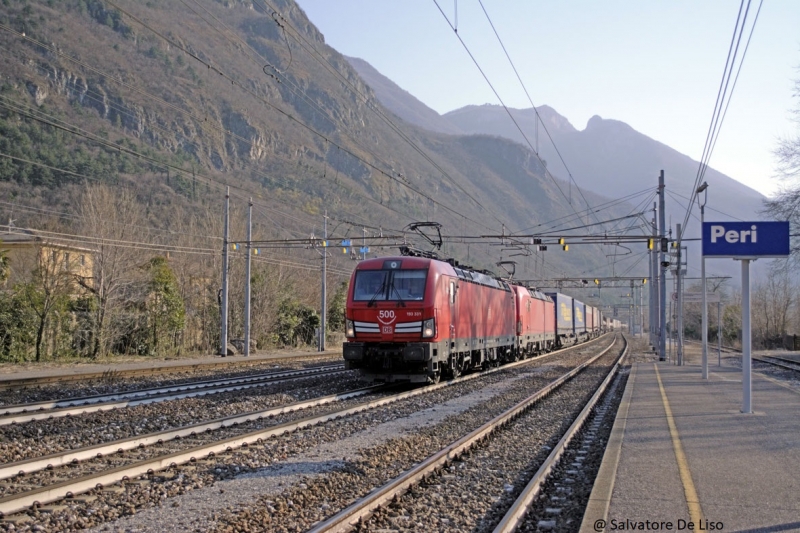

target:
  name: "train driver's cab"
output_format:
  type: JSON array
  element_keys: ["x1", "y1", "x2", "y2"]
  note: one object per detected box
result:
[{"x1": 352, "y1": 267, "x2": 427, "y2": 303}]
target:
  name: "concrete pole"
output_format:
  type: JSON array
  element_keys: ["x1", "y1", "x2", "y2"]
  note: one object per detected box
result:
[
  {"x1": 700, "y1": 202, "x2": 708, "y2": 379},
  {"x1": 676, "y1": 223, "x2": 683, "y2": 366},
  {"x1": 718, "y1": 300, "x2": 722, "y2": 366},
  {"x1": 658, "y1": 170, "x2": 667, "y2": 361},
  {"x1": 244, "y1": 199, "x2": 252, "y2": 357},
  {"x1": 742, "y1": 259, "x2": 752, "y2": 413},
  {"x1": 220, "y1": 187, "x2": 230, "y2": 356},
  {"x1": 320, "y1": 212, "x2": 328, "y2": 352},
  {"x1": 640, "y1": 281, "x2": 644, "y2": 339},
  {"x1": 629, "y1": 281, "x2": 634, "y2": 336},
  {"x1": 668, "y1": 290, "x2": 674, "y2": 363},
  {"x1": 651, "y1": 205, "x2": 658, "y2": 347},
  {"x1": 649, "y1": 236, "x2": 654, "y2": 340}
]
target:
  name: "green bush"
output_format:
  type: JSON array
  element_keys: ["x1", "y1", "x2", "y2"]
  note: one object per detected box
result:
[
  {"x1": 273, "y1": 297, "x2": 319, "y2": 347},
  {"x1": 0, "y1": 290, "x2": 37, "y2": 362}
]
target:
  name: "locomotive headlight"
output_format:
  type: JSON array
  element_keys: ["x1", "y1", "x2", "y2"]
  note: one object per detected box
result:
[
  {"x1": 346, "y1": 319, "x2": 355, "y2": 338},
  {"x1": 422, "y1": 318, "x2": 435, "y2": 338}
]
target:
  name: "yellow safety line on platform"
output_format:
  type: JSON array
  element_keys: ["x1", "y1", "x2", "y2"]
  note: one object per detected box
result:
[{"x1": 654, "y1": 364, "x2": 703, "y2": 525}]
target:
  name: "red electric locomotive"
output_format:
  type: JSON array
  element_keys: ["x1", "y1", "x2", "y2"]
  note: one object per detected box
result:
[
  {"x1": 511, "y1": 285, "x2": 555, "y2": 357},
  {"x1": 343, "y1": 249, "x2": 516, "y2": 383}
]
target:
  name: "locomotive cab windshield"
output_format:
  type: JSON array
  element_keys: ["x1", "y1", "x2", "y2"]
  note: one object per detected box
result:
[{"x1": 353, "y1": 269, "x2": 427, "y2": 303}]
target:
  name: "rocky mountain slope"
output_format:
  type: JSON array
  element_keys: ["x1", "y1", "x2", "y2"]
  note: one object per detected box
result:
[
  {"x1": 443, "y1": 105, "x2": 765, "y2": 222},
  {"x1": 0, "y1": 0, "x2": 645, "y2": 286},
  {"x1": 348, "y1": 55, "x2": 770, "y2": 279}
]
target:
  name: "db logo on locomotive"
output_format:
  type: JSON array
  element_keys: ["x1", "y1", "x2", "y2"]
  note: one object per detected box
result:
[{"x1": 378, "y1": 310, "x2": 396, "y2": 334}]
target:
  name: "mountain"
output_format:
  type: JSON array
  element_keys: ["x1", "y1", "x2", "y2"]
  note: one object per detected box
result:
[
  {"x1": 344, "y1": 56, "x2": 770, "y2": 278},
  {"x1": 0, "y1": 0, "x2": 635, "y2": 285},
  {"x1": 444, "y1": 107, "x2": 765, "y2": 223},
  {"x1": 345, "y1": 56, "x2": 464, "y2": 136},
  {"x1": 343, "y1": 55, "x2": 765, "y2": 222},
  {"x1": 445, "y1": 104, "x2": 577, "y2": 139}
]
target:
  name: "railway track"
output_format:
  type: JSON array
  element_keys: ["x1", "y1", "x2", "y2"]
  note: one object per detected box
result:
[
  {"x1": 683, "y1": 339, "x2": 800, "y2": 373},
  {"x1": 0, "y1": 363, "x2": 347, "y2": 426},
  {"x1": 0, "y1": 351, "x2": 342, "y2": 392},
  {"x1": 756, "y1": 354, "x2": 800, "y2": 372},
  {"x1": 306, "y1": 334, "x2": 627, "y2": 533},
  {"x1": 0, "y1": 335, "x2": 615, "y2": 529}
]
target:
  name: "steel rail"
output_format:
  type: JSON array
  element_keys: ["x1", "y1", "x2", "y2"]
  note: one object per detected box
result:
[
  {"x1": 0, "y1": 384, "x2": 384, "y2": 482},
  {"x1": 756, "y1": 355, "x2": 800, "y2": 372},
  {"x1": 0, "y1": 334, "x2": 612, "y2": 518},
  {"x1": 684, "y1": 339, "x2": 800, "y2": 372},
  {"x1": 0, "y1": 350, "x2": 342, "y2": 391},
  {"x1": 0, "y1": 364, "x2": 343, "y2": 416},
  {"x1": 492, "y1": 335, "x2": 629, "y2": 532},
  {"x1": 0, "y1": 367, "x2": 349, "y2": 426},
  {"x1": 306, "y1": 335, "x2": 621, "y2": 533}
]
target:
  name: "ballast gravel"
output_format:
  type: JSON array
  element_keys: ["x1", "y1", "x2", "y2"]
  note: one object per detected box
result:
[
  {"x1": 0, "y1": 345, "x2": 602, "y2": 532},
  {"x1": 83, "y1": 369, "x2": 550, "y2": 532}
]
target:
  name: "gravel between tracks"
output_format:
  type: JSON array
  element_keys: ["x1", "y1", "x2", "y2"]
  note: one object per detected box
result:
[
  {"x1": 360, "y1": 349, "x2": 621, "y2": 533},
  {"x1": 84, "y1": 373, "x2": 540, "y2": 533},
  {"x1": 0, "y1": 372, "x2": 364, "y2": 468},
  {"x1": 0, "y1": 344, "x2": 605, "y2": 532},
  {"x1": 0, "y1": 357, "x2": 340, "y2": 406}
]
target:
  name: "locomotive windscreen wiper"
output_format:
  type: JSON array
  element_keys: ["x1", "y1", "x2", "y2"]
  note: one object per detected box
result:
[
  {"x1": 389, "y1": 281, "x2": 407, "y2": 307},
  {"x1": 367, "y1": 280, "x2": 387, "y2": 307}
]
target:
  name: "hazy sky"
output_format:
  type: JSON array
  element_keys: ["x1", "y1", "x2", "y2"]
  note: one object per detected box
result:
[{"x1": 294, "y1": 0, "x2": 800, "y2": 199}]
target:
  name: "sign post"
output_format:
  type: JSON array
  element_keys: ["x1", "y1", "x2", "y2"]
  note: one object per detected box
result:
[{"x1": 702, "y1": 221, "x2": 790, "y2": 413}]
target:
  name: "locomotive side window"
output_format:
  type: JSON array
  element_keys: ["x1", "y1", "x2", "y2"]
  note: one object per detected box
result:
[
  {"x1": 353, "y1": 271, "x2": 388, "y2": 301},
  {"x1": 449, "y1": 281, "x2": 456, "y2": 304}
]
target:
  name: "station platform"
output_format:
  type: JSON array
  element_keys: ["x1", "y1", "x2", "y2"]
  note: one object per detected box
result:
[{"x1": 582, "y1": 352, "x2": 800, "y2": 533}]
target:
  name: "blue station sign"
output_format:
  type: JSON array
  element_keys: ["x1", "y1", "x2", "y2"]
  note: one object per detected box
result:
[{"x1": 702, "y1": 221, "x2": 790, "y2": 258}]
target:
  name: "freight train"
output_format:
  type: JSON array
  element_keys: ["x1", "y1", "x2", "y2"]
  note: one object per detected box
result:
[{"x1": 342, "y1": 248, "x2": 621, "y2": 383}]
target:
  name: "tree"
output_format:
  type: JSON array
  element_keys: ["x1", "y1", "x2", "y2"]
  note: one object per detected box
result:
[
  {"x1": 0, "y1": 289, "x2": 36, "y2": 362},
  {"x1": 775, "y1": 75, "x2": 800, "y2": 181},
  {"x1": 0, "y1": 248, "x2": 9, "y2": 286},
  {"x1": 327, "y1": 281, "x2": 348, "y2": 333},
  {"x1": 18, "y1": 246, "x2": 74, "y2": 361},
  {"x1": 144, "y1": 256, "x2": 185, "y2": 355},
  {"x1": 77, "y1": 185, "x2": 147, "y2": 358},
  {"x1": 273, "y1": 296, "x2": 319, "y2": 347},
  {"x1": 722, "y1": 303, "x2": 742, "y2": 347},
  {"x1": 766, "y1": 71, "x2": 800, "y2": 260},
  {"x1": 751, "y1": 265, "x2": 795, "y2": 347}
]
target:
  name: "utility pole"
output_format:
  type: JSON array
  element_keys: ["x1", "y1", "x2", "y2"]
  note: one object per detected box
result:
[
  {"x1": 220, "y1": 187, "x2": 230, "y2": 356},
  {"x1": 640, "y1": 280, "x2": 644, "y2": 338},
  {"x1": 244, "y1": 198, "x2": 252, "y2": 357},
  {"x1": 658, "y1": 171, "x2": 667, "y2": 361},
  {"x1": 742, "y1": 258, "x2": 752, "y2": 413},
  {"x1": 320, "y1": 212, "x2": 328, "y2": 352},
  {"x1": 651, "y1": 204, "x2": 658, "y2": 347},
  {"x1": 629, "y1": 280, "x2": 634, "y2": 335},
  {"x1": 697, "y1": 182, "x2": 709, "y2": 379},
  {"x1": 717, "y1": 300, "x2": 722, "y2": 366},
  {"x1": 676, "y1": 223, "x2": 684, "y2": 366},
  {"x1": 668, "y1": 291, "x2": 674, "y2": 363}
]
